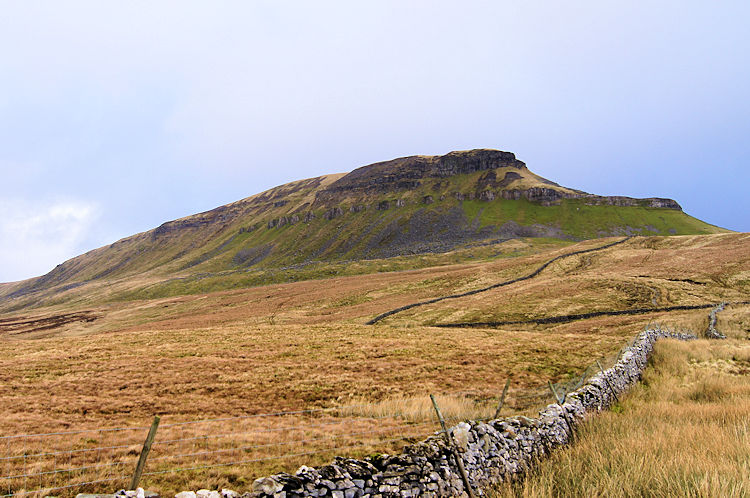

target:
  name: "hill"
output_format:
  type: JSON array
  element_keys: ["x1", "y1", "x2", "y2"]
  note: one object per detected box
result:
[{"x1": 0, "y1": 149, "x2": 725, "y2": 311}]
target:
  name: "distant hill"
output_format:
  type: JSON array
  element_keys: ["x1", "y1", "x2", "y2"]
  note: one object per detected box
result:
[{"x1": 0, "y1": 149, "x2": 726, "y2": 310}]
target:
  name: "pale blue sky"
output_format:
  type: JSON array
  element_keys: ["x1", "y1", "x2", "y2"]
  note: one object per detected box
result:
[{"x1": 1, "y1": 1, "x2": 748, "y2": 282}]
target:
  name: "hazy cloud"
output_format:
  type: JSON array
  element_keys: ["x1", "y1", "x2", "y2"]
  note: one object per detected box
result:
[{"x1": 0, "y1": 199, "x2": 100, "y2": 282}]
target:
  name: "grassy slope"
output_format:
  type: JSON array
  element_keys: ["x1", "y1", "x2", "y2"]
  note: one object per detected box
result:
[
  {"x1": 112, "y1": 237, "x2": 572, "y2": 302},
  {"x1": 377, "y1": 233, "x2": 750, "y2": 327},
  {"x1": 495, "y1": 310, "x2": 750, "y2": 497},
  {"x1": 0, "y1": 161, "x2": 727, "y2": 313},
  {"x1": 462, "y1": 197, "x2": 721, "y2": 238}
]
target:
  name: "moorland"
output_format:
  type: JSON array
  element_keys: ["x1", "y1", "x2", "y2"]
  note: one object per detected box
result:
[{"x1": 0, "y1": 150, "x2": 747, "y2": 496}]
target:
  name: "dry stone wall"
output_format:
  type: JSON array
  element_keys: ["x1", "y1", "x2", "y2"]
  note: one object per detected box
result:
[
  {"x1": 174, "y1": 327, "x2": 694, "y2": 498},
  {"x1": 705, "y1": 302, "x2": 727, "y2": 339}
]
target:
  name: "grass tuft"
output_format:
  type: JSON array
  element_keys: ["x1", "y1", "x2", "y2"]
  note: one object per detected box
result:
[
  {"x1": 687, "y1": 378, "x2": 731, "y2": 403},
  {"x1": 492, "y1": 332, "x2": 750, "y2": 498}
]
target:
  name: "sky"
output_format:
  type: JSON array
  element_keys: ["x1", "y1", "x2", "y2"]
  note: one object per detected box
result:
[{"x1": 1, "y1": 1, "x2": 749, "y2": 282}]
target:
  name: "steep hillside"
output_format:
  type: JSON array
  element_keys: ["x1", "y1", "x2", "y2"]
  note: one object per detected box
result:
[{"x1": 0, "y1": 149, "x2": 725, "y2": 310}]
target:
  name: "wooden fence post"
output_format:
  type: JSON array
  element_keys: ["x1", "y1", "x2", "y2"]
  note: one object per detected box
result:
[
  {"x1": 548, "y1": 382, "x2": 575, "y2": 441},
  {"x1": 493, "y1": 378, "x2": 511, "y2": 420},
  {"x1": 596, "y1": 360, "x2": 620, "y2": 404},
  {"x1": 429, "y1": 395, "x2": 475, "y2": 498},
  {"x1": 130, "y1": 416, "x2": 160, "y2": 490}
]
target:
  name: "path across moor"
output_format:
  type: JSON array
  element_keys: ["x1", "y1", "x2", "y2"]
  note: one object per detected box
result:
[{"x1": 366, "y1": 237, "x2": 633, "y2": 325}]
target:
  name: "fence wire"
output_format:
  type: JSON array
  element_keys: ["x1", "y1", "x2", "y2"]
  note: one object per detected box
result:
[
  {"x1": 1, "y1": 329, "x2": 661, "y2": 498},
  {"x1": 1, "y1": 425, "x2": 146, "y2": 498},
  {"x1": 1, "y1": 397, "x2": 450, "y2": 497}
]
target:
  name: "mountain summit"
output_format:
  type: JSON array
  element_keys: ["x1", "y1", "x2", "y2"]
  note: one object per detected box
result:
[{"x1": 0, "y1": 149, "x2": 723, "y2": 309}]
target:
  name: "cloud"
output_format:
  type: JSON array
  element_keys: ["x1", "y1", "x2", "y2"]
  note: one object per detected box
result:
[
  {"x1": 0, "y1": 0, "x2": 747, "y2": 272},
  {"x1": 0, "y1": 199, "x2": 100, "y2": 282}
]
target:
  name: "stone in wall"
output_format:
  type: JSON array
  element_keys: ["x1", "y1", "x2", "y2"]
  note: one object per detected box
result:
[{"x1": 706, "y1": 302, "x2": 727, "y2": 339}]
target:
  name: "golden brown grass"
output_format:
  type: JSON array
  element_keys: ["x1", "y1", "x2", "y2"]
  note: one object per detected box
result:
[
  {"x1": 0, "y1": 234, "x2": 748, "y2": 496},
  {"x1": 0, "y1": 319, "x2": 627, "y2": 496},
  {"x1": 386, "y1": 233, "x2": 750, "y2": 326},
  {"x1": 494, "y1": 308, "x2": 750, "y2": 498}
]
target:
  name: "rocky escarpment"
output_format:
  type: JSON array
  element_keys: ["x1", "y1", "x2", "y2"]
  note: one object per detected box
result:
[
  {"x1": 170, "y1": 327, "x2": 695, "y2": 498},
  {"x1": 317, "y1": 150, "x2": 526, "y2": 198},
  {"x1": 313, "y1": 150, "x2": 682, "y2": 211},
  {"x1": 582, "y1": 195, "x2": 682, "y2": 210}
]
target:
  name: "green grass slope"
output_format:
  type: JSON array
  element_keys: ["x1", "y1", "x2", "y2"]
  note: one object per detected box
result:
[{"x1": 0, "y1": 149, "x2": 727, "y2": 310}]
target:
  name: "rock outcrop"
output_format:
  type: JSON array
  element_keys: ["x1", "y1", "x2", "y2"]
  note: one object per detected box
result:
[
  {"x1": 317, "y1": 150, "x2": 526, "y2": 198},
  {"x1": 583, "y1": 195, "x2": 682, "y2": 210}
]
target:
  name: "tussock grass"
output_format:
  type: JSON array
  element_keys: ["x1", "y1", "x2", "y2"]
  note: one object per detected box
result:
[
  {"x1": 1, "y1": 235, "x2": 747, "y2": 496},
  {"x1": 687, "y1": 378, "x2": 730, "y2": 403},
  {"x1": 338, "y1": 393, "x2": 500, "y2": 424},
  {"x1": 0, "y1": 320, "x2": 609, "y2": 496},
  {"x1": 494, "y1": 326, "x2": 750, "y2": 497}
]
